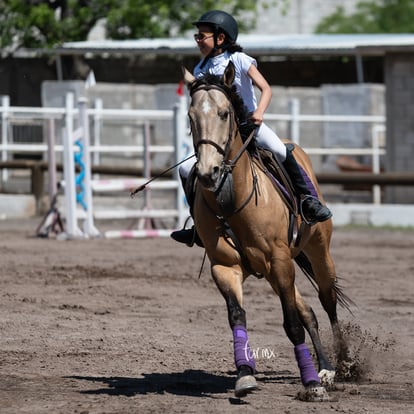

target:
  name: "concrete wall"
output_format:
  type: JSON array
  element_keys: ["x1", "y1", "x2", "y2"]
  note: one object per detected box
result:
[
  {"x1": 385, "y1": 53, "x2": 414, "y2": 204},
  {"x1": 87, "y1": 83, "x2": 180, "y2": 168},
  {"x1": 264, "y1": 86, "x2": 323, "y2": 170},
  {"x1": 41, "y1": 81, "x2": 385, "y2": 176},
  {"x1": 41, "y1": 81, "x2": 179, "y2": 169},
  {"x1": 321, "y1": 84, "x2": 385, "y2": 170},
  {"x1": 265, "y1": 84, "x2": 385, "y2": 172}
]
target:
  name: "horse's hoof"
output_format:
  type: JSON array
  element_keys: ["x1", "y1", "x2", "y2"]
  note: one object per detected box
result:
[
  {"x1": 296, "y1": 385, "x2": 332, "y2": 402},
  {"x1": 234, "y1": 375, "x2": 257, "y2": 398},
  {"x1": 318, "y1": 369, "x2": 336, "y2": 387}
]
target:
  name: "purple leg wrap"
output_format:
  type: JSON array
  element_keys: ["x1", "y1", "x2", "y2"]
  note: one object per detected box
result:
[
  {"x1": 233, "y1": 325, "x2": 256, "y2": 372},
  {"x1": 294, "y1": 343, "x2": 320, "y2": 386}
]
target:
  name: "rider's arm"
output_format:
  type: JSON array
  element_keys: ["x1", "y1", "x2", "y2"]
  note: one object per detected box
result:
[{"x1": 247, "y1": 64, "x2": 272, "y2": 126}]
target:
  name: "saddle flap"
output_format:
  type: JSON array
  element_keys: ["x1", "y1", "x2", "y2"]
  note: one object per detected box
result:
[{"x1": 255, "y1": 147, "x2": 297, "y2": 213}]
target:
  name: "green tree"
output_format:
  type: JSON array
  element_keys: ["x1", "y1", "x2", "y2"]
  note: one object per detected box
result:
[
  {"x1": 315, "y1": 0, "x2": 414, "y2": 34},
  {"x1": 0, "y1": 0, "x2": 259, "y2": 51},
  {"x1": 105, "y1": 0, "x2": 258, "y2": 39},
  {"x1": 0, "y1": 0, "x2": 118, "y2": 49}
]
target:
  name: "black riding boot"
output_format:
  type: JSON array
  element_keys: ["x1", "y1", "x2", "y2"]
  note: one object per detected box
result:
[
  {"x1": 282, "y1": 150, "x2": 332, "y2": 224},
  {"x1": 170, "y1": 225, "x2": 203, "y2": 247},
  {"x1": 170, "y1": 176, "x2": 203, "y2": 247}
]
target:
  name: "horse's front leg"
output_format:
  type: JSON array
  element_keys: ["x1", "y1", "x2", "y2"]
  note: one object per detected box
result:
[{"x1": 211, "y1": 263, "x2": 258, "y2": 398}]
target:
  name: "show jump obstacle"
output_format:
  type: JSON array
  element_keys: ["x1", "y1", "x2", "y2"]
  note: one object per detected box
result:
[{"x1": 61, "y1": 90, "x2": 190, "y2": 239}]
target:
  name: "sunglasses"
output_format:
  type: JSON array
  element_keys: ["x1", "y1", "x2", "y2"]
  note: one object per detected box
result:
[{"x1": 194, "y1": 32, "x2": 214, "y2": 41}]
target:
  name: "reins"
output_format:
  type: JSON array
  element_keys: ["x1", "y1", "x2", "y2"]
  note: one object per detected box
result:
[
  {"x1": 225, "y1": 127, "x2": 255, "y2": 169},
  {"x1": 191, "y1": 82, "x2": 256, "y2": 172},
  {"x1": 191, "y1": 82, "x2": 258, "y2": 218}
]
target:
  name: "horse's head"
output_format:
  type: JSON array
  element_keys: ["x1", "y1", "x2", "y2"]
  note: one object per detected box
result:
[{"x1": 183, "y1": 62, "x2": 239, "y2": 191}]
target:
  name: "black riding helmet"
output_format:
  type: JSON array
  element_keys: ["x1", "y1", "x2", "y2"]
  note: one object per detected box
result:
[{"x1": 193, "y1": 10, "x2": 239, "y2": 43}]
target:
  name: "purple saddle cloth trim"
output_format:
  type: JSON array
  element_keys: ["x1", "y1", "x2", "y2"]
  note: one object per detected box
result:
[
  {"x1": 267, "y1": 164, "x2": 318, "y2": 200},
  {"x1": 299, "y1": 165, "x2": 318, "y2": 198}
]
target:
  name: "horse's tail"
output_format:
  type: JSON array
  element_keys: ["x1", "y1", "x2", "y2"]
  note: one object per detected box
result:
[{"x1": 294, "y1": 252, "x2": 355, "y2": 314}]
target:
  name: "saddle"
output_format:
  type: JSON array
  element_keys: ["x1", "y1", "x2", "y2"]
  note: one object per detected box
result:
[
  {"x1": 185, "y1": 142, "x2": 316, "y2": 275},
  {"x1": 252, "y1": 143, "x2": 313, "y2": 249}
]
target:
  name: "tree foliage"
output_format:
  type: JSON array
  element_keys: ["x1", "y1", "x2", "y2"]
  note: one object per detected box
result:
[
  {"x1": 0, "y1": 0, "x2": 258, "y2": 51},
  {"x1": 315, "y1": 0, "x2": 414, "y2": 34}
]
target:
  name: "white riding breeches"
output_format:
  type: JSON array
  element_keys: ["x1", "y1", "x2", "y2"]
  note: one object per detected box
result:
[
  {"x1": 179, "y1": 122, "x2": 286, "y2": 179},
  {"x1": 255, "y1": 122, "x2": 287, "y2": 162}
]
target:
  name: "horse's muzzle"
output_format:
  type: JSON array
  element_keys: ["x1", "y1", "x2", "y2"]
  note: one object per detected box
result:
[{"x1": 196, "y1": 164, "x2": 221, "y2": 190}]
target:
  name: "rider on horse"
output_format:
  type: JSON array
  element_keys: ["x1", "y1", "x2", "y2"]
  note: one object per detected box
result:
[{"x1": 172, "y1": 10, "x2": 332, "y2": 246}]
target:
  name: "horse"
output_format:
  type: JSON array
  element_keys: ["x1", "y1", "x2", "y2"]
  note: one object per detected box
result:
[{"x1": 182, "y1": 62, "x2": 350, "y2": 401}]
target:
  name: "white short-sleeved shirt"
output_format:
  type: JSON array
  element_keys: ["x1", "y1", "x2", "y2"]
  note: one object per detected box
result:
[{"x1": 193, "y1": 51, "x2": 257, "y2": 113}]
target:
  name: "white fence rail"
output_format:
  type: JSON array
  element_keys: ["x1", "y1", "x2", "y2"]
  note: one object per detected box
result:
[
  {"x1": 0, "y1": 92, "x2": 191, "y2": 238},
  {"x1": 0, "y1": 94, "x2": 387, "y2": 236}
]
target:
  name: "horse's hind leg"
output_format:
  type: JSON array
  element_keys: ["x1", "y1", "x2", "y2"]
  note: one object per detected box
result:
[
  {"x1": 295, "y1": 286, "x2": 336, "y2": 386},
  {"x1": 211, "y1": 263, "x2": 258, "y2": 398},
  {"x1": 304, "y1": 238, "x2": 349, "y2": 363},
  {"x1": 266, "y1": 252, "x2": 330, "y2": 401}
]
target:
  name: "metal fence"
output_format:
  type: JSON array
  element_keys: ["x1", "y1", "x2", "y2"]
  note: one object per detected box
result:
[{"x1": 1, "y1": 94, "x2": 386, "y2": 205}]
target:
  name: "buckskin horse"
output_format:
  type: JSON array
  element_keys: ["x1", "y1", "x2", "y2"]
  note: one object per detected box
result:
[{"x1": 181, "y1": 62, "x2": 351, "y2": 401}]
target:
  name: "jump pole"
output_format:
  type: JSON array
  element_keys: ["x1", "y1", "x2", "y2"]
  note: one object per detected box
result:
[
  {"x1": 139, "y1": 120, "x2": 153, "y2": 230},
  {"x1": 61, "y1": 93, "x2": 100, "y2": 239},
  {"x1": 62, "y1": 92, "x2": 83, "y2": 238},
  {"x1": 78, "y1": 97, "x2": 100, "y2": 237},
  {"x1": 1, "y1": 95, "x2": 10, "y2": 184}
]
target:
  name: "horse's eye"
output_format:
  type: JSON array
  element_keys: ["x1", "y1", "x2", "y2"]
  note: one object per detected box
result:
[{"x1": 218, "y1": 110, "x2": 229, "y2": 121}]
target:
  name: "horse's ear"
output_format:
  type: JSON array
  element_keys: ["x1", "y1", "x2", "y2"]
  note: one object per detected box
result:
[
  {"x1": 182, "y1": 66, "x2": 195, "y2": 87},
  {"x1": 223, "y1": 61, "x2": 235, "y2": 87}
]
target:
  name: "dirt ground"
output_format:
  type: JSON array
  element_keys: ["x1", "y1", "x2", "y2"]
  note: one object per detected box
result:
[{"x1": 0, "y1": 218, "x2": 413, "y2": 414}]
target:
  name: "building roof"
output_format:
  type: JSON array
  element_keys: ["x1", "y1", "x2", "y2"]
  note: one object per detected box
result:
[{"x1": 53, "y1": 34, "x2": 414, "y2": 57}]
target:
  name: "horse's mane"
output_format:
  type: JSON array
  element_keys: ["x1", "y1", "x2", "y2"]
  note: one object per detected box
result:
[{"x1": 189, "y1": 74, "x2": 254, "y2": 127}]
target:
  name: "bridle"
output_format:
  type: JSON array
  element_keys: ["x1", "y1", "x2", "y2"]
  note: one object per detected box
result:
[
  {"x1": 190, "y1": 83, "x2": 256, "y2": 174},
  {"x1": 189, "y1": 82, "x2": 258, "y2": 218}
]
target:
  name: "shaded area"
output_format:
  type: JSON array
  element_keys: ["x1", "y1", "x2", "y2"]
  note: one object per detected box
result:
[{"x1": 68, "y1": 370, "x2": 234, "y2": 397}]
